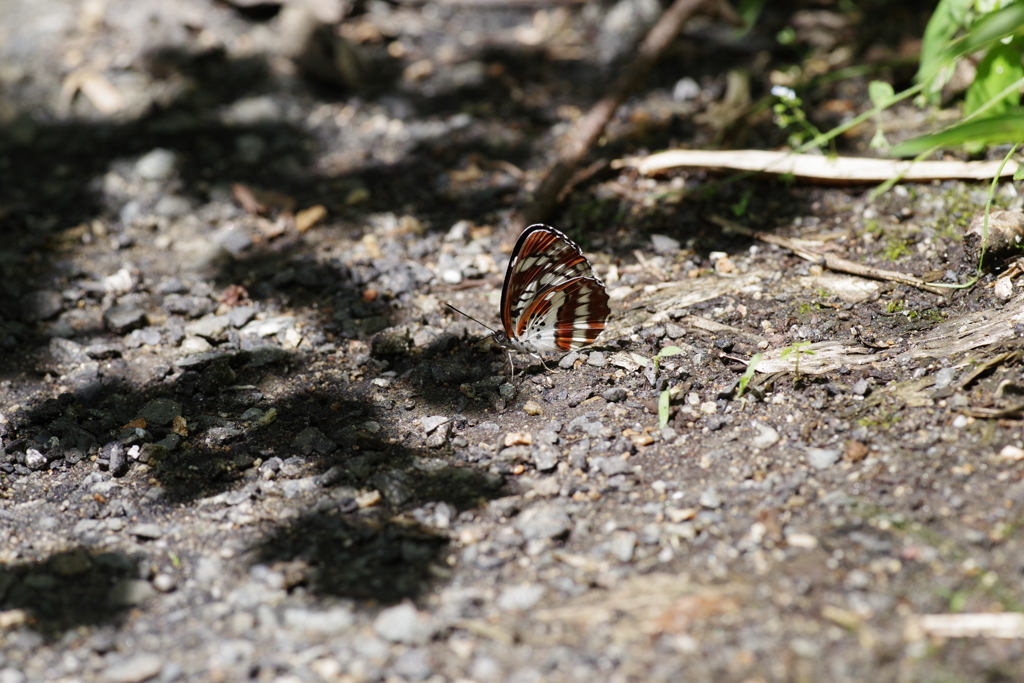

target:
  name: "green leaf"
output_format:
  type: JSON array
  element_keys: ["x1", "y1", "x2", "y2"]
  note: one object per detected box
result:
[
  {"x1": 658, "y1": 389, "x2": 671, "y2": 428},
  {"x1": 890, "y1": 113, "x2": 1024, "y2": 156},
  {"x1": 736, "y1": 353, "x2": 762, "y2": 399},
  {"x1": 916, "y1": 0, "x2": 973, "y2": 98},
  {"x1": 869, "y1": 128, "x2": 890, "y2": 150},
  {"x1": 656, "y1": 346, "x2": 684, "y2": 359},
  {"x1": 965, "y1": 42, "x2": 1024, "y2": 119},
  {"x1": 951, "y1": 2, "x2": 1024, "y2": 64},
  {"x1": 1015, "y1": 165, "x2": 1024, "y2": 180},
  {"x1": 737, "y1": 0, "x2": 766, "y2": 31},
  {"x1": 868, "y1": 80, "x2": 896, "y2": 108}
]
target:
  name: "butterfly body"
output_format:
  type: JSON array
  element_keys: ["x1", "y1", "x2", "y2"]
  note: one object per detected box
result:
[{"x1": 493, "y1": 224, "x2": 610, "y2": 356}]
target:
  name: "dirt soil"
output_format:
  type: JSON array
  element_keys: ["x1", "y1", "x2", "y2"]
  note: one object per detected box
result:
[{"x1": 3, "y1": 1, "x2": 1024, "y2": 681}]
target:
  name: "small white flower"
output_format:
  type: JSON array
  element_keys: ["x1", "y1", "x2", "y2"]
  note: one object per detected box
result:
[{"x1": 771, "y1": 85, "x2": 796, "y2": 100}]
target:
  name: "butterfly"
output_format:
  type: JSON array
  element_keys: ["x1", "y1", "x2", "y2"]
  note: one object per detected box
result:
[{"x1": 447, "y1": 224, "x2": 610, "y2": 366}]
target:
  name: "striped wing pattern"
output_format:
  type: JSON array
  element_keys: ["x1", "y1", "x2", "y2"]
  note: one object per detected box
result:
[{"x1": 497, "y1": 224, "x2": 610, "y2": 354}]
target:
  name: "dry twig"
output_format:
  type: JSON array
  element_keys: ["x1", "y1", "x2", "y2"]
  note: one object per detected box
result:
[
  {"x1": 708, "y1": 215, "x2": 948, "y2": 296},
  {"x1": 616, "y1": 149, "x2": 1022, "y2": 181}
]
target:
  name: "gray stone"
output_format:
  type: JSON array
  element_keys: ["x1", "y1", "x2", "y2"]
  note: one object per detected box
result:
[
  {"x1": 104, "y1": 654, "x2": 164, "y2": 683},
  {"x1": 592, "y1": 456, "x2": 632, "y2": 476},
  {"x1": 228, "y1": 305, "x2": 257, "y2": 328},
  {"x1": 0, "y1": 668, "x2": 27, "y2": 683},
  {"x1": 25, "y1": 448, "x2": 48, "y2": 470},
  {"x1": 180, "y1": 338, "x2": 212, "y2": 358},
  {"x1": 651, "y1": 234, "x2": 681, "y2": 254},
  {"x1": 497, "y1": 583, "x2": 546, "y2": 612},
  {"x1": 672, "y1": 77, "x2": 701, "y2": 102},
  {"x1": 664, "y1": 322, "x2": 686, "y2": 339},
  {"x1": 104, "y1": 304, "x2": 147, "y2": 334},
  {"x1": 371, "y1": 328, "x2": 410, "y2": 357},
  {"x1": 421, "y1": 416, "x2": 450, "y2": 435},
  {"x1": 371, "y1": 471, "x2": 413, "y2": 506},
  {"x1": 373, "y1": 603, "x2": 437, "y2": 644},
  {"x1": 430, "y1": 359, "x2": 475, "y2": 383},
  {"x1": 699, "y1": 487, "x2": 722, "y2": 509},
  {"x1": 186, "y1": 315, "x2": 230, "y2": 340},
  {"x1": 204, "y1": 427, "x2": 243, "y2": 446},
  {"x1": 751, "y1": 425, "x2": 780, "y2": 449},
  {"x1": 558, "y1": 351, "x2": 580, "y2": 369},
  {"x1": 292, "y1": 427, "x2": 335, "y2": 454},
  {"x1": 21, "y1": 290, "x2": 63, "y2": 321},
  {"x1": 934, "y1": 367, "x2": 957, "y2": 390},
  {"x1": 128, "y1": 523, "x2": 164, "y2": 540},
  {"x1": 215, "y1": 227, "x2": 252, "y2": 256},
  {"x1": 248, "y1": 345, "x2": 291, "y2": 367},
  {"x1": 152, "y1": 574, "x2": 176, "y2": 593},
  {"x1": 49, "y1": 337, "x2": 87, "y2": 363},
  {"x1": 240, "y1": 316, "x2": 295, "y2": 337},
  {"x1": 602, "y1": 387, "x2": 627, "y2": 403},
  {"x1": 392, "y1": 648, "x2": 432, "y2": 682},
  {"x1": 109, "y1": 579, "x2": 157, "y2": 606},
  {"x1": 154, "y1": 195, "x2": 191, "y2": 217},
  {"x1": 198, "y1": 361, "x2": 236, "y2": 393},
  {"x1": 135, "y1": 148, "x2": 176, "y2": 181},
  {"x1": 282, "y1": 607, "x2": 355, "y2": 634},
  {"x1": 514, "y1": 504, "x2": 571, "y2": 540},
  {"x1": 806, "y1": 447, "x2": 841, "y2": 470},
  {"x1": 174, "y1": 351, "x2": 232, "y2": 371},
  {"x1": 137, "y1": 398, "x2": 182, "y2": 427},
  {"x1": 163, "y1": 294, "x2": 213, "y2": 318},
  {"x1": 106, "y1": 441, "x2": 128, "y2": 477},
  {"x1": 610, "y1": 530, "x2": 638, "y2": 562},
  {"x1": 532, "y1": 445, "x2": 559, "y2": 472},
  {"x1": 586, "y1": 351, "x2": 607, "y2": 367},
  {"x1": 425, "y1": 428, "x2": 449, "y2": 449}
]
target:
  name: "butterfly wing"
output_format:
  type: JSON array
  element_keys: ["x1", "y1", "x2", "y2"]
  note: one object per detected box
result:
[
  {"x1": 515, "y1": 276, "x2": 611, "y2": 353},
  {"x1": 500, "y1": 224, "x2": 598, "y2": 338}
]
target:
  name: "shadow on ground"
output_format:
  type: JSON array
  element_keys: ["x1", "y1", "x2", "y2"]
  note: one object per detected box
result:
[{"x1": 0, "y1": 548, "x2": 137, "y2": 638}]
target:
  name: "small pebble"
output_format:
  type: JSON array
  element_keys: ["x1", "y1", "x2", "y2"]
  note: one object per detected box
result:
[
  {"x1": 751, "y1": 425, "x2": 779, "y2": 449},
  {"x1": 806, "y1": 448, "x2": 841, "y2": 470},
  {"x1": 994, "y1": 276, "x2": 1014, "y2": 301},
  {"x1": 699, "y1": 487, "x2": 721, "y2": 509},
  {"x1": 496, "y1": 584, "x2": 547, "y2": 612},
  {"x1": 421, "y1": 416, "x2": 449, "y2": 435},
  {"x1": 104, "y1": 654, "x2": 164, "y2": 683},
  {"x1": 514, "y1": 505, "x2": 572, "y2": 540},
  {"x1": 152, "y1": 574, "x2": 176, "y2": 593},
  {"x1": 373, "y1": 603, "x2": 437, "y2": 645}
]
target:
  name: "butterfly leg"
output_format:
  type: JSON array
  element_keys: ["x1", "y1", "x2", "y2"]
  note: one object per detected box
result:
[{"x1": 536, "y1": 354, "x2": 553, "y2": 373}]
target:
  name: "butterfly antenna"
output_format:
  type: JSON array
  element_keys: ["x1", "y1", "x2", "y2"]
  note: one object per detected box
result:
[{"x1": 444, "y1": 302, "x2": 496, "y2": 335}]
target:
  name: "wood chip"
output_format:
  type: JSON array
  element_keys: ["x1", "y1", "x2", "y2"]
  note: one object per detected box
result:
[
  {"x1": 504, "y1": 432, "x2": 532, "y2": 447},
  {"x1": 356, "y1": 490, "x2": 382, "y2": 508},
  {"x1": 170, "y1": 415, "x2": 188, "y2": 437},
  {"x1": 295, "y1": 204, "x2": 327, "y2": 233}
]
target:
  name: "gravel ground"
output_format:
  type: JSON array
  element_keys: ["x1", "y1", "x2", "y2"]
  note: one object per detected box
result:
[{"x1": 3, "y1": 1, "x2": 1024, "y2": 682}]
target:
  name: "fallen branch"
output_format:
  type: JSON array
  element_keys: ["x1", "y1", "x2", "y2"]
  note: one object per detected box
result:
[
  {"x1": 615, "y1": 149, "x2": 1022, "y2": 181},
  {"x1": 505, "y1": 0, "x2": 705, "y2": 247}
]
